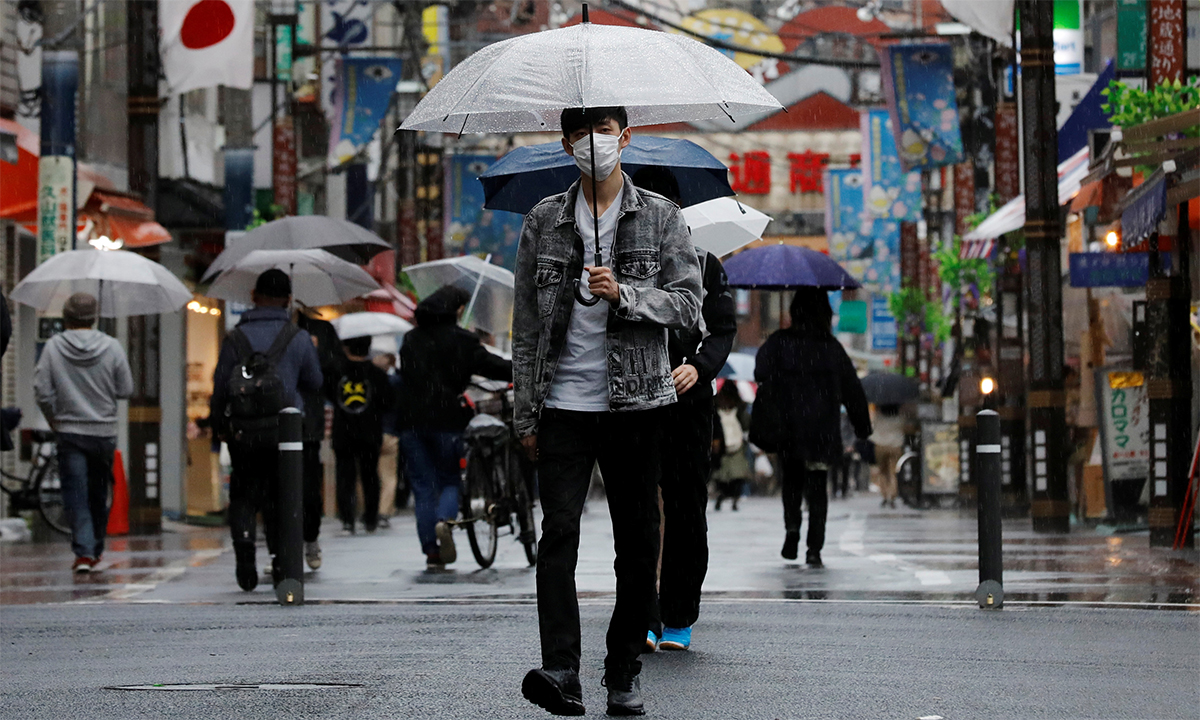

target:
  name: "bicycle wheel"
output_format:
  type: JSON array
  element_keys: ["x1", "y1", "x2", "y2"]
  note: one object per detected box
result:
[
  {"x1": 35, "y1": 459, "x2": 70, "y2": 535},
  {"x1": 510, "y1": 452, "x2": 538, "y2": 566},
  {"x1": 463, "y1": 446, "x2": 498, "y2": 569}
]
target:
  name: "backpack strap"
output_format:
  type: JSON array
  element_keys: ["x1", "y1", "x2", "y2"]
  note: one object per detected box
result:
[
  {"x1": 264, "y1": 323, "x2": 301, "y2": 363},
  {"x1": 228, "y1": 328, "x2": 254, "y2": 364}
]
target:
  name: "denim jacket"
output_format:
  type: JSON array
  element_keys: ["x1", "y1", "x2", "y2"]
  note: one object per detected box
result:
[{"x1": 512, "y1": 174, "x2": 702, "y2": 437}]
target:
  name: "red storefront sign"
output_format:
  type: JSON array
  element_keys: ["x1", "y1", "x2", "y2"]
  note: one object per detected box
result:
[
  {"x1": 994, "y1": 103, "x2": 1020, "y2": 204},
  {"x1": 954, "y1": 162, "x2": 975, "y2": 237},
  {"x1": 273, "y1": 117, "x2": 297, "y2": 215},
  {"x1": 1148, "y1": 0, "x2": 1184, "y2": 86},
  {"x1": 787, "y1": 151, "x2": 829, "y2": 193},
  {"x1": 729, "y1": 151, "x2": 771, "y2": 194}
]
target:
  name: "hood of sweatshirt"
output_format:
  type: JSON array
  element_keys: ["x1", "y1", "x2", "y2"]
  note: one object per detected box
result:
[{"x1": 55, "y1": 329, "x2": 111, "y2": 367}]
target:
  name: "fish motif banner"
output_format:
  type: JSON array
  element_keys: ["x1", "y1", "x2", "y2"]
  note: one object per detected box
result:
[
  {"x1": 825, "y1": 167, "x2": 900, "y2": 294},
  {"x1": 880, "y1": 43, "x2": 964, "y2": 171},
  {"x1": 860, "y1": 109, "x2": 923, "y2": 223}
]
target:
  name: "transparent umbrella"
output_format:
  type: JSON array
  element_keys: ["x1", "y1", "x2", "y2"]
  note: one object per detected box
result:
[
  {"x1": 206, "y1": 249, "x2": 380, "y2": 307},
  {"x1": 202, "y1": 216, "x2": 391, "y2": 283},
  {"x1": 10, "y1": 249, "x2": 192, "y2": 317},
  {"x1": 330, "y1": 312, "x2": 413, "y2": 340},
  {"x1": 403, "y1": 255, "x2": 514, "y2": 338}
]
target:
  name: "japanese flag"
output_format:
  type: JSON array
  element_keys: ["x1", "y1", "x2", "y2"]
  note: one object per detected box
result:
[{"x1": 159, "y1": 0, "x2": 253, "y2": 95}]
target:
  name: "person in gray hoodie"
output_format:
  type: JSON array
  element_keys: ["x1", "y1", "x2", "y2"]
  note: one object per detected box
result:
[{"x1": 34, "y1": 292, "x2": 133, "y2": 573}]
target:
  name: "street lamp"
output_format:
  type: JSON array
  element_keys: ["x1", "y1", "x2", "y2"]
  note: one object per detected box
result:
[
  {"x1": 1105, "y1": 230, "x2": 1120, "y2": 249},
  {"x1": 980, "y1": 375, "x2": 996, "y2": 397}
]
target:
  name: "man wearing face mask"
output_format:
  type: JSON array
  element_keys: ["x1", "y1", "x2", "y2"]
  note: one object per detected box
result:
[{"x1": 513, "y1": 107, "x2": 701, "y2": 717}]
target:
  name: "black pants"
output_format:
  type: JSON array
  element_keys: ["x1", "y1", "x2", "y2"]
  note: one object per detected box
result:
[
  {"x1": 650, "y1": 392, "x2": 712, "y2": 635},
  {"x1": 780, "y1": 453, "x2": 829, "y2": 552},
  {"x1": 228, "y1": 441, "x2": 279, "y2": 555},
  {"x1": 302, "y1": 441, "x2": 323, "y2": 542},
  {"x1": 537, "y1": 408, "x2": 661, "y2": 674},
  {"x1": 334, "y1": 440, "x2": 381, "y2": 529}
]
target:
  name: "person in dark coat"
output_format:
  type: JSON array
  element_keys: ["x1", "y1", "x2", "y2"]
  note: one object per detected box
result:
[
  {"x1": 295, "y1": 307, "x2": 343, "y2": 569},
  {"x1": 754, "y1": 288, "x2": 871, "y2": 567},
  {"x1": 398, "y1": 286, "x2": 512, "y2": 566}
]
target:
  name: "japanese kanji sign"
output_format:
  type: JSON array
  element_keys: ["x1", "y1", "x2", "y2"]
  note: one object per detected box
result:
[
  {"x1": 1149, "y1": 0, "x2": 1184, "y2": 85},
  {"x1": 37, "y1": 156, "x2": 74, "y2": 264},
  {"x1": 729, "y1": 151, "x2": 771, "y2": 195}
]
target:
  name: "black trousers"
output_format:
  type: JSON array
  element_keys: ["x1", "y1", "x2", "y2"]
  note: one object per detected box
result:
[
  {"x1": 303, "y1": 442, "x2": 323, "y2": 543},
  {"x1": 334, "y1": 439, "x2": 381, "y2": 529},
  {"x1": 228, "y1": 441, "x2": 278, "y2": 555},
  {"x1": 537, "y1": 408, "x2": 661, "y2": 674},
  {"x1": 650, "y1": 391, "x2": 712, "y2": 635},
  {"x1": 780, "y1": 453, "x2": 829, "y2": 552}
]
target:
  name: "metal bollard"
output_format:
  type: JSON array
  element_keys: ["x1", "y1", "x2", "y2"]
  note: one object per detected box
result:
[
  {"x1": 276, "y1": 407, "x2": 304, "y2": 606},
  {"x1": 975, "y1": 409, "x2": 1003, "y2": 609}
]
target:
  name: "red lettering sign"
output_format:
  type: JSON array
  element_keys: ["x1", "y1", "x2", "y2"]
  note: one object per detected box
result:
[
  {"x1": 787, "y1": 151, "x2": 830, "y2": 194},
  {"x1": 273, "y1": 117, "x2": 297, "y2": 215},
  {"x1": 994, "y1": 103, "x2": 1019, "y2": 204},
  {"x1": 729, "y1": 151, "x2": 771, "y2": 195},
  {"x1": 1149, "y1": 0, "x2": 1184, "y2": 86},
  {"x1": 954, "y1": 162, "x2": 975, "y2": 237}
]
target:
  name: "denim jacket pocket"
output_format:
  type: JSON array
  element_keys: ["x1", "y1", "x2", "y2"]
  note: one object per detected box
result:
[
  {"x1": 617, "y1": 249, "x2": 660, "y2": 280},
  {"x1": 535, "y1": 259, "x2": 565, "y2": 317}
]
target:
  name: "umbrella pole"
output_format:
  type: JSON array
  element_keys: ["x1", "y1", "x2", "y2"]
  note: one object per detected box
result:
[
  {"x1": 574, "y1": 119, "x2": 604, "y2": 307},
  {"x1": 462, "y1": 253, "x2": 491, "y2": 329}
]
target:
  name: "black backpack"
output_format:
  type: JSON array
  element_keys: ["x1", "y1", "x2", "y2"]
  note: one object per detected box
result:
[{"x1": 222, "y1": 323, "x2": 300, "y2": 445}]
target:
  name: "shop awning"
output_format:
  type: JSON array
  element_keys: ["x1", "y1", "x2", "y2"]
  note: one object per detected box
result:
[
  {"x1": 961, "y1": 146, "x2": 1091, "y2": 258},
  {"x1": 0, "y1": 118, "x2": 39, "y2": 221},
  {"x1": 1119, "y1": 171, "x2": 1167, "y2": 245}
]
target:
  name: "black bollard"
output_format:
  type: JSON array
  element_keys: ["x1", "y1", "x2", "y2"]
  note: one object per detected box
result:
[
  {"x1": 975, "y1": 409, "x2": 1003, "y2": 609},
  {"x1": 276, "y1": 407, "x2": 304, "y2": 606}
]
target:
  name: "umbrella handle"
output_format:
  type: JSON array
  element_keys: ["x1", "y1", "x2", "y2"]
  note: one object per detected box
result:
[{"x1": 574, "y1": 249, "x2": 603, "y2": 307}]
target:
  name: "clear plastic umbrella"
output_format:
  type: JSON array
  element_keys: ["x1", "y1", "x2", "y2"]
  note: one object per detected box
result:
[
  {"x1": 683, "y1": 197, "x2": 772, "y2": 258},
  {"x1": 330, "y1": 312, "x2": 413, "y2": 340},
  {"x1": 206, "y1": 249, "x2": 380, "y2": 307},
  {"x1": 10, "y1": 249, "x2": 192, "y2": 317},
  {"x1": 403, "y1": 255, "x2": 514, "y2": 338},
  {"x1": 201, "y1": 216, "x2": 391, "y2": 283}
]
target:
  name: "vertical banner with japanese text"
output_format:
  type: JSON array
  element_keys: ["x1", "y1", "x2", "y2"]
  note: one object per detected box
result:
[{"x1": 37, "y1": 51, "x2": 78, "y2": 264}]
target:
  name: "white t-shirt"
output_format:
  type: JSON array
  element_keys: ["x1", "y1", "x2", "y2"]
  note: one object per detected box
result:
[{"x1": 544, "y1": 186, "x2": 624, "y2": 412}]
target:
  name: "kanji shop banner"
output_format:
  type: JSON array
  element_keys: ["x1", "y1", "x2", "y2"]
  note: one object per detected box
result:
[
  {"x1": 159, "y1": 0, "x2": 254, "y2": 95},
  {"x1": 860, "y1": 109, "x2": 922, "y2": 223},
  {"x1": 825, "y1": 168, "x2": 900, "y2": 294},
  {"x1": 879, "y1": 43, "x2": 964, "y2": 171},
  {"x1": 329, "y1": 58, "x2": 404, "y2": 164}
]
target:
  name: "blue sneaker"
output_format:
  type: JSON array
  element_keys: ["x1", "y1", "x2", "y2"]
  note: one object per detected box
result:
[
  {"x1": 645, "y1": 630, "x2": 660, "y2": 653},
  {"x1": 659, "y1": 626, "x2": 691, "y2": 651}
]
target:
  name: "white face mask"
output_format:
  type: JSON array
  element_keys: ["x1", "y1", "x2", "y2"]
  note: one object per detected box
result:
[{"x1": 571, "y1": 132, "x2": 622, "y2": 181}]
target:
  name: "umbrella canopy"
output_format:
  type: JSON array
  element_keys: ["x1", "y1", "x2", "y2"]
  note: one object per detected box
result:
[
  {"x1": 860, "y1": 372, "x2": 921, "y2": 406},
  {"x1": 403, "y1": 255, "x2": 514, "y2": 338},
  {"x1": 10, "y1": 249, "x2": 192, "y2": 317},
  {"x1": 206, "y1": 249, "x2": 380, "y2": 307},
  {"x1": 683, "y1": 197, "x2": 772, "y2": 257},
  {"x1": 724, "y1": 244, "x2": 861, "y2": 290},
  {"x1": 330, "y1": 312, "x2": 413, "y2": 340},
  {"x1": 480, "y1": 136, "x2": 733, "y2": 215},
  {"x1": 201, "y1": 216, "x2": 391, "y2": 282},
  {"x1": 399, "y1": 18, "x2": 781, "y2": 134},
  {"x1": 718, "y1": 352, "x2": 757, "y2": 382}
]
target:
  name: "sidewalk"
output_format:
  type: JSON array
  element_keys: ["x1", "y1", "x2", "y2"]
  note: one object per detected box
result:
[{"x1": 3, "y1": 493, "x2": 1196, "y2": 607}]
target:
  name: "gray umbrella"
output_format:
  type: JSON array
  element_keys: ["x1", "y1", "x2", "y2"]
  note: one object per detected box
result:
[{"x1": 201, "y1": 216, "x2": 390, "y2": 283}]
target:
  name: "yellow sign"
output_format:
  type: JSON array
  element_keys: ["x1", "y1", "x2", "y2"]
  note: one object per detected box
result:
[
  {"x1": 1108, "y1": 371, "x2": 1144, "y2": 389},
  {"x1": 673, "y1": 9, "x2": 785, "y2": 71}
]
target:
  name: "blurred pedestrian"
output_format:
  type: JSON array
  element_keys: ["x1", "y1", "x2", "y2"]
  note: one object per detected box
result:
[
  {"x1": 328, "y1": 335, "x2": 394, "y2": 534},
  {"x1": 295, "y1": 306, "x2": 342, "y2": 570},
  {"x1": 631, "y1": 165, "x2": 736, "y2": 655},
  {"x1": 372, "y1": 352, "x2": 404, "y2": 522},
  {"x1": 210, "y1": 270, "x2": 322, "y2": 591},
  {"x1": 711, "y1": 380, "x2": 751, "y2": 511},
  {"x1": 871, "y1": 404, "x2": 904, "y2": 508},
  {"x1": 754, "y1": 289, "x2": 871, "y2": 568},
  {"x1": 398, "y1": 286, "x2": 511, "y2": 566},
  {"x1": 34, "y1": 292, "x2": 132, "y2": 573}
]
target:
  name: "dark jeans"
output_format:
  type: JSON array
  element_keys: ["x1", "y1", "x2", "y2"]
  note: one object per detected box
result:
[
  {"x1": 228, "y1": 441, "x2": 279, "y2": 556},
  {"x1": 57, "y1": 433, "x2": 115, "y2": 559},
  {"x1": 537, "y1": 408, "x2": 661, "y2": 674},
  {"x1": 650, "y1": 392, "x2": 712, "y2": 635},
  {"x1": 398, "y1": 430, "x2": 462, "y2": 555},
  {"x1": 334, "y1": 439, "x2": 382, "y2": 530},
  {"x1": 780, "y1": 452, "x2": 829, "y2": 552},
  {"x1": 303, "y1": 441, "x2": 323, "y2": 543}
]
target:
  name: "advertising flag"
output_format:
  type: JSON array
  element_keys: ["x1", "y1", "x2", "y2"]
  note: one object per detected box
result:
[
  {"x1": 159, "y1": 0, "x2": 254, "y2": 95},
  {"x1": 880, "y1": 43, "x2": 964, "y2": 171},
  {"x1": 860, "y1": 109, "x2": 922, "y2": 223},
  {"x1": 329, "y1": 58, "x2": 403, "y2": 164}
]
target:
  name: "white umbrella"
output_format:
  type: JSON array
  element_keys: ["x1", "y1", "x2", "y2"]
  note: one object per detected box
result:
[
  {"x1": 330, "y1": 312, "x2": 413, "y2": 340},
  {"x1": 403, "y1": 255, "x2": 514, "y2": 338},
  {"x1": 206, "y1": 249, "x2": 380, "y2": 307},
  {"x1": 10, "y1": 249, "x2": 191, "y2": 317},
  {"x1": 201, "y1": 216, "x2": 390, "y2": 283},
  {"x1": 683, "y1": 197, "x2": 772, "y2": 257}
]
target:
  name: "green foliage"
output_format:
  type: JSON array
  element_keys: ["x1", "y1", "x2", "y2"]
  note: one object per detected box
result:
[
  {"x1": 887, "y1": 287, "x2": 951, "y2": 345},
  {"x1": 1101, "y1": 77, "x2": 1200, "y2": 132},
  {"x1": 245, "y1": 204, "x2": 288, "y2": 231},
  {"x1": 934, "y1": 235, "x2": 994, "y2": 302}
]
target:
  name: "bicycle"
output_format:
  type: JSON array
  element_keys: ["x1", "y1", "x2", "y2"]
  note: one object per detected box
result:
[
  {"x1": 0, "y1": 429, "x2": 69, "y2": 534},
  {"x1": 459, "y1": 379, "x2": 538, "y2": 569}
]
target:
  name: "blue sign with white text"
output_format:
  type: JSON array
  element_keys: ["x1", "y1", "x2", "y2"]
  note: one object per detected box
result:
[{"x1": 1068, "y1": 253, "x2": 1169, "y2": 288}]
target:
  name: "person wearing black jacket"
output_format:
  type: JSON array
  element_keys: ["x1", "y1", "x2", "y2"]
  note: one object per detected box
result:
[
  {"x1": 296, "y1": 308, "x2": 342, "y2": 567},
  {"x1": 633, "y1": 166, "x2": 736, "y2": 654},
  {"x1": 398, "y1": 286, "x2": 512, "y2": 566},
  {"x1": 327, "y1": 335, "x2": 394, "y2": 534},
  {"x1": 754, "y1": 289, "x2": 871, "y2": 568}
]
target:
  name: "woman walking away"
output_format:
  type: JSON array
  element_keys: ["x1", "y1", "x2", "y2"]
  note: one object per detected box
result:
[
  {"x1": 871, "y1": 404, "x2": 904, "y2": 508},
  {"x1": 398, "y1": 286, "x2": 512, "y2": 567},
  {"x1": 754, "y1": 289, "x2": 872, "y2": 568},
  {"x1": 711, "y1": 380, "x2": 751, "y2": 511}
]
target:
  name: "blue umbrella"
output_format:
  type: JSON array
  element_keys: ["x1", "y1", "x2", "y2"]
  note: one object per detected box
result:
[
  {"x1": 723, "y1": 244, "x2": 861, "y2": 290},
  {"x1": 480, "y1": 136, "x2": 733, "y2": 215}
]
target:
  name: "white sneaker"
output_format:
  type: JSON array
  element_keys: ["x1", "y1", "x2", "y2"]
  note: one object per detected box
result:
[{"x1": 305, "y1": 541, "x2": 322, "y2": 570}]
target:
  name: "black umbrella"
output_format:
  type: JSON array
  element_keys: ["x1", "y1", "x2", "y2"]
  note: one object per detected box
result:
[{"x1": 860, "y1": 372, "x2": 920, "y2": 406}]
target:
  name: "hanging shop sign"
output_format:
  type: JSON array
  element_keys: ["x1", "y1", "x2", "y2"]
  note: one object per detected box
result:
[
  {"x1": 879, "y1": 43, "x2": 964, "y2": 171},
  {"x1": 37, "y1": 156, "x2": 74, "y2": 263},
  {"x1": 1068, "y1": 252, "x2": 1171, "y2": 288},
  {"x1": 824, "y1": 167, "x2": 900, "y2": 294},
  {"x1": 871, "y1": 294, "x2": 898, "y2": 350},
  {"x1": 329, "y1": 57, "x2": 404, "y2": 164},
  {"x1": 861, "y1": 108, "x2": 922, "y2": 222},
  {"x1": 1116, "y1": 0, "x2": 1147, "y2": 72},
  {"x1": 1053, "y1": 0, "x2": 1083, "y2": 75},
  {"x1": 1095, "y1": 368, "x2": 1150, "y2": 482}
]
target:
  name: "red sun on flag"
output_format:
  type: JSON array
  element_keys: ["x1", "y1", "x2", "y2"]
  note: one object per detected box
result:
[{"x1": 180, "y1": 0, "x2": 236, "y2": 50}]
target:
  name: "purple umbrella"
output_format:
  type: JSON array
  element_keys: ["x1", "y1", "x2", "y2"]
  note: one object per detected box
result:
[{"x1": 723, "y1": 244, "x2": 861, "y2": 290}]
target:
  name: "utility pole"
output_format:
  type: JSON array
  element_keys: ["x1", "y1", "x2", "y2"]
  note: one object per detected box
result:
[
  {"x1": 1017, "y1": 0, "x2": 1069, "y2": 533},
  {"x1": 125, "y1": 0, "x2": 161, "y2": 533}
]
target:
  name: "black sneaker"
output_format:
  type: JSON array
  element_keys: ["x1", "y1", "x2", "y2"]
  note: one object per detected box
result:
[
  {"x1": 781, "y1": 531, "x2": 800, "y2": 561},
  {"x1": 603, "y1": 665, "x2": 645, "y2": 716},
  {"x1": 806, "y1": 550, "x2": 824, "y2": 568},
  {"x1": 234, "y1": 542, "x2": 257, "y2": 591},
  {"x1": 522, "y1": 668, "x2": 585, "y2": 716}
]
